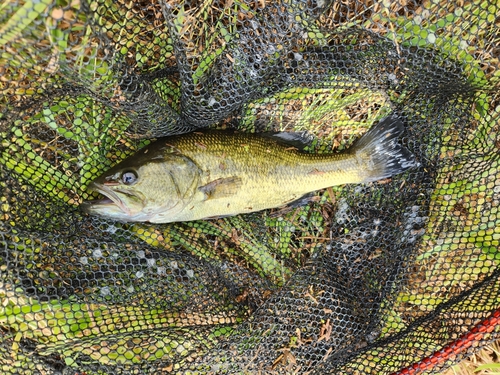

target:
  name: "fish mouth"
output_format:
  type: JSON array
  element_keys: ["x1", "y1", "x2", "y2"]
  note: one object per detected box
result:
[{"x1": 82, "y1": 182, "x2": 137, "y2": 216}]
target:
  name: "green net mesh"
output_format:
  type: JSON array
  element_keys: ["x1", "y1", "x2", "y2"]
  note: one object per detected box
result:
[{"x1": 1, "y1": 0, "x2": 499, "y2": 374}]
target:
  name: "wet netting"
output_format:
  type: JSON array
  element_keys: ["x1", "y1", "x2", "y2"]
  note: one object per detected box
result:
[{"x1": 1, "y1": 0, "x2": 500, "y2": 374}]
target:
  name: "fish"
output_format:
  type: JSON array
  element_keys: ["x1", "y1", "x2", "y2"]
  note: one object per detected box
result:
[{"x1": 81, "y1": 115, "x2": 418, "y2": 223}]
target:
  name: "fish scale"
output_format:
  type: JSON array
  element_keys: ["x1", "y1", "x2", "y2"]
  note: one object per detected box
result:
[{"x1": 82, "y1": 115, "x2": 418, "y2": 223}]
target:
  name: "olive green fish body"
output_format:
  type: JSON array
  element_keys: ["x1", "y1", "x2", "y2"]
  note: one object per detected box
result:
[
  {"x1": 153, "y1": 133, "x2": 363, "y2": 221},
  {"x1": 82, "y1": 115, "x2": 417, "y2": 223}
]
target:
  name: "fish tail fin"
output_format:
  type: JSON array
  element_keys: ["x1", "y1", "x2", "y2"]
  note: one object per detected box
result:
[{"x1": 351, "y1": 115, "x2": 418, "y2": 182}]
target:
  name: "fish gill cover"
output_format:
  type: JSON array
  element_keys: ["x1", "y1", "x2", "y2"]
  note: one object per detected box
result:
[{"x1": 0, "y1": 0, "x2": 499, "y2": 374}]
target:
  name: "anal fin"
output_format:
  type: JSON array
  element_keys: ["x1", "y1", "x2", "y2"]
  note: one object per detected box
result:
[{"x1": 269, "y1": 193, "x2": 320, "y2": 217}]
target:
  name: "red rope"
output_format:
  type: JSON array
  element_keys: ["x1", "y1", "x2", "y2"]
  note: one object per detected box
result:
[{"x1": 392, "y1": 308, "x2": 500, "y2": 375}]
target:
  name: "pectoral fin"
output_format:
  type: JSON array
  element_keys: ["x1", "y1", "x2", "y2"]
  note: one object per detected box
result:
[{"x1": 199, "y1": 176, "x2": 242, "y2": 200}]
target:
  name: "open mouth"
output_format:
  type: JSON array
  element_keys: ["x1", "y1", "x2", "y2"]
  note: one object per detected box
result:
[{"x1": 81, "y1": 182, "x2": 131, "y2": 215}]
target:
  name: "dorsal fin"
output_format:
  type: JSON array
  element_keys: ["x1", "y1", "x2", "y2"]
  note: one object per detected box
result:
[{"x1": 261, "y1": 131, "x2": 314, "y2": 150}]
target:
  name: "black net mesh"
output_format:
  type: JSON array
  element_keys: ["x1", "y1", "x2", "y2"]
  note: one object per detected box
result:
[{"x1": 1, "y1": 0, "x2": 500, "y2": 374}]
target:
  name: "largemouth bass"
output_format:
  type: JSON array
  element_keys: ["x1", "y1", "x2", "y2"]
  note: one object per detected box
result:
[{"x1": 82, "y1": 115, "x2": 417, "y2": 223}]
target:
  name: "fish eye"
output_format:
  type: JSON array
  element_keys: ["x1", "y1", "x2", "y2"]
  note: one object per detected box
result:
[{"x1": 121, "y1": 171, "x2": 138, "y2": 185}]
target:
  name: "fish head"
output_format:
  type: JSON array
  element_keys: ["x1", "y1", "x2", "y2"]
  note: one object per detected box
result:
[{"x1": 82, "y1": 147, "x2": 202, "y2": 222}]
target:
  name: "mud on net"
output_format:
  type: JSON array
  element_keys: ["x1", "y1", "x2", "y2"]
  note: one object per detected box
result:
[{"x1": 1, "y1": 0, "x2": 500, "y2": 374}]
